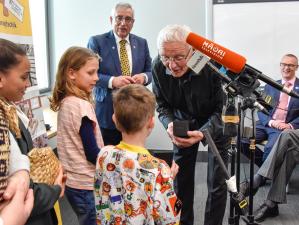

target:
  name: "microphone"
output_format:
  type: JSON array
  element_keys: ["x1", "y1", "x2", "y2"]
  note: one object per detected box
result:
[
  {"x1": 256, "y1": 91, "x2": 276, "y2": 111},
  {"x1": 186, "y1": 32, "x2": 299, "y2": 98},
  {"x1": 253, "y1": 101, "x2": 270, "y2": 115},
  {"x1": 206, "y1": 61, "x2": 270, "y2": 115}
]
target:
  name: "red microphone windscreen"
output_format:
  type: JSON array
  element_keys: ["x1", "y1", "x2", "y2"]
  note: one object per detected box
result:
[{"x1": 186, "y1": 32, "x2": 246, "y2": 73}]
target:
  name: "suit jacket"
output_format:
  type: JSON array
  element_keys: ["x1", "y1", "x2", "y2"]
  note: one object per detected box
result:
[
  {"x1": 87, "y1": 31, "x2": 152, "y2": 129},
  {"x1": 14, "y1": 119, "x2": 61, "y2": 225},
  {"x1": 258, "y1": 78, "x2": 299, "y2": 129}
]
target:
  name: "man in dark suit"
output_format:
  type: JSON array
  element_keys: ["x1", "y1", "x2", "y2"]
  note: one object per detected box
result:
[
  {"x1": 87, "y1": 2, "x2": 152, "y2": 145},
  {"x1": 152, "y1": 24, "x2": 229, "y2": 225},
  {"x1": 256, "y1": 54, "x2": 299, "y2": 162}
]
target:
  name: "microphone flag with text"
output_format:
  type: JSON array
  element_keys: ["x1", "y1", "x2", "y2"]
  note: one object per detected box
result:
[{"x1": 186, "y1": 32, "x2": 299, "y2": 98}]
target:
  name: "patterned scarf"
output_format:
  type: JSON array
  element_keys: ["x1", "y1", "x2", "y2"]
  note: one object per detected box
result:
[
  {"x1": 0, "y1": 98, "x2": 21, "y2": 138},
  {"x1": 0, "y1": 98, "x2": 14, "y2": 200}
]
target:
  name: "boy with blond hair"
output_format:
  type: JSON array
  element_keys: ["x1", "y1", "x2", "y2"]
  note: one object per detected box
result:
[{"x1": 94, "y1": 84, "x2": 181, "y2": 225}]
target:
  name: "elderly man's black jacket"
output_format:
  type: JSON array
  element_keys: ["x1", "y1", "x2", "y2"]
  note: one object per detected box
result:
[{"x1": 152, "y1": 56, "x2": 227, "y2": 146}]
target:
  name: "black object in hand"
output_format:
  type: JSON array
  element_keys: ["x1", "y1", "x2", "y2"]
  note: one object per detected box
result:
[{"x1": 173, "y1": 120, "x2": 189, "y2": 138}]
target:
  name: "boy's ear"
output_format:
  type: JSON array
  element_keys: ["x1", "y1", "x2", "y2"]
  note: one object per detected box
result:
[
  {"x1": 112, "y1": 113, "x2": 121, "y2": 131},
  {"x1": 148, "y1": 116, "x2": 155, "y2": 129},
  {"x1": 112, "y1": 113, "x2": 116, "y2": 124},
  {"x1": 112, "y1": 113, "x2": 119, "y2": 128},
  {"x1": 67, "y1": 68, "x2": 76, "y2": 80}
]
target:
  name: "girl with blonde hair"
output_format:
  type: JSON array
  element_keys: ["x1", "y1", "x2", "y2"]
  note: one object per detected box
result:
[{"x1": 50, "y1": 47, "x2": 104, "y2": 225}]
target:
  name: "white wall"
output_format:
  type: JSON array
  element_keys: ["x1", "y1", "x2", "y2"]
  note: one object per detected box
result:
[
  {"x1": 212, "y1": 1, "x2": 299, "y2": 81},
  {"x1": 47, "y1": 0, "x2": 208, "y2": 150}
]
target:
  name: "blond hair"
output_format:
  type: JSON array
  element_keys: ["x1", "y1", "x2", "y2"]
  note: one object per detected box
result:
[
  {"x1": 113, "y1": 84, "x2": 155, "y2": 134},
  {"x1": 50, "y1": 47, "x2": 100, "y2": 111}
]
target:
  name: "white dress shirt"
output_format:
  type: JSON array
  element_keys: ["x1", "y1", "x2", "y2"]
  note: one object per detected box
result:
[
  {"x1": 108, "y1": 32, "x2": 148, "y2": 89},
  {"x1": 8, "y1": 105, "x2": 30, "y2": 175}
]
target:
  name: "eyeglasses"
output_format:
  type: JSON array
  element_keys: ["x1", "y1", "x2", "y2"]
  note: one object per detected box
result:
[
  {"x1": 160, "y1": 48, "x2": 192, "y2": 64},
  {"x1": 115, "y1": 16, "x2": 134, "y2": 24},
  {"x1": 280, "y1": 63, "x2": 298, "y2": 69}
]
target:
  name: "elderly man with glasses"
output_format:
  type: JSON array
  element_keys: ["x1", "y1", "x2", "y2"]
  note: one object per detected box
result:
[
  {"x1": 249, "y1": 54, "x2": 299, "y2": 163},
  {"x1": 87, "y1": 2, "x2": 152, "y2": 146},
  {"x1": 152, "y1": 24, "x2": 230, "y2": 225}
]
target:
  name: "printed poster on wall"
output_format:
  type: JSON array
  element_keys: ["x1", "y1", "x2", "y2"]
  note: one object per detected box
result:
[{"x1": 0, "y1": 0, "x2": 48, "y2": 147}]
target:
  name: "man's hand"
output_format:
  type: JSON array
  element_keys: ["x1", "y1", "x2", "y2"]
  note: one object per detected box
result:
[
  {"x1": 3, "y1": 170, "x2": 30, "y2": 201},
  {"x1": 271, "y1": 120, "x2": 292, "y2": 130},
  {"x1": 167, "y1": 122, "x2": 203, "y2": 148},
  {"x1": 112, "y1": 76, "x2": 135, "y2": 88},
  {"x1": 0, "y1": 187, "x2": 34, "y2": 225},
  {"x1": 173, "y1": 130, "x2": 204, "y2": 148},
  {"x1": 132, "y1": 73, "x2": 146, "y2": 84},
  {"x1": 54, "y1": 164, "x2": 67, "y2": 198}
]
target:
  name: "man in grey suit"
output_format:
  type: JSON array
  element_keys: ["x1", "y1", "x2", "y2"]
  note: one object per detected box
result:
[{"x1": 241, "y1": 129, "x2": 299, "y2": 222}]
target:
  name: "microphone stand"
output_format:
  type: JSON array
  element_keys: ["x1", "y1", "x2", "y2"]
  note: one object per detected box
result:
[
  {"x1": 228, "y1": 135, "x2": 238, "y2": 225},
  {"x1": 206, "y1": 62, "x2": 267, "y2": 224},
  {"x1": 236, "y1": 100, "x2": 242, "y2": 225},
  {"x1": 240, "y1": 98, "x2": 260, "y2": 225},
  {"x1": 227, "y1": 97, "x2": 245, "y2": 225},
  {"x1": 202, "y1": 129, "x2": 249, "y2": 222},
  {"x1": 223, "y1": 94, "x2": 239, "y2": 225}
]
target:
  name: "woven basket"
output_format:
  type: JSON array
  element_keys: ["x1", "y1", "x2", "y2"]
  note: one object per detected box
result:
[{"x1": 28, "y1": 147, "x2": 60, "y2": 185}]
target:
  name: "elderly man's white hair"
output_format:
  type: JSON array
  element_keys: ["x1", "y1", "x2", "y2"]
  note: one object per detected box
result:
[
  {"x1": 111, "y1": 2, "x2": 135, "y2": 18},
  {"x1": 157, "y1": 24, "x2": 191, "y2": 51}
]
